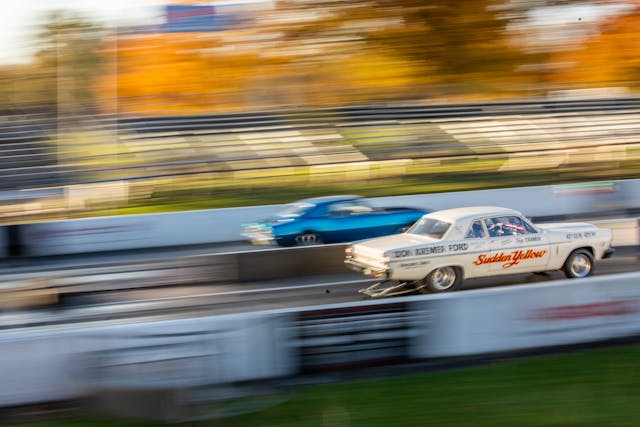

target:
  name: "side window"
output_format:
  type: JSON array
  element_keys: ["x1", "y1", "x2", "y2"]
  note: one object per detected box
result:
[
  {"x1": 327, "y1": 202, "x2": 348, "y2": 216},
  {"x1": 486, "y1": 216, "x2": 527, "y2": 236},
  {"x1": 522, "y1": 218, "x2": 538, "y2": 233},
  {"x1": 465, "y1": 220, "x2": 486, "y2": 239},
  {"x1": 348, "y1": 201, "x2": 374, "y2": 214},
  {"x1": 506, "y1": 216, "x2": 526, "y2": 235},
  {"x1": 328, "y1": 201, "x2": 373, "y2": 216},
  {"x1": 485, "y1": 218, "x2": 501, "y2": 237}
]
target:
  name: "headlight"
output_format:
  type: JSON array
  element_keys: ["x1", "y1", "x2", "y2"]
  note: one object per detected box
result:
[{"x1": 275, "y1": 218, "x2": 295, "y2": 224}]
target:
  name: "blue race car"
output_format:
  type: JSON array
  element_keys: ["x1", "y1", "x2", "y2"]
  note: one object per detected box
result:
[{"x1": 242, "y1": 195, "x2": 428, "y2": 246}]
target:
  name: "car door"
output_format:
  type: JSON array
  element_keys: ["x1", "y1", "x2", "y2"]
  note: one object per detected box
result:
[
  {"x1": 324, "y1": 200, "x2": 389, "y2": 241},
  {"x1": 463, "y1": 219, "x2": 494, "y2": 278},
  {"x1": 317, "y1": 201, "x2": 373, "y2": 242},
  {"x1": 347, "y1": 204, "x2": 399, "y2": 240},
  {"x1": 484, "y1": 216, "x2": 550, "y2": 275}
]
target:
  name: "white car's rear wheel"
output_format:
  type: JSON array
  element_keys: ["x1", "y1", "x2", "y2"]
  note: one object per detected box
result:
[
  {"x1": 418, "y1": 266, "x2": 461, "y2": 293},
  {"x1": 563, "y1": 249, "x2": 594, "y2": 279}
]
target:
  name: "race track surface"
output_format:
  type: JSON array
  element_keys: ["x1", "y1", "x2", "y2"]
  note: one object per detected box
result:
[{"x1": 1, "y1": 245, "x2": 637, "y2": 329}]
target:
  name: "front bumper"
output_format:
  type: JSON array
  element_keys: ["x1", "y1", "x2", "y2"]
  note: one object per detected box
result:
[
  {"x1": 241, "y1": 231, "x2": 276, "y2": 245},
  {"x1": 345, "y1": 258, "x2": 390, "y2": 279},
  {"x1": 602, "y1": 247, "x2": 615, "y2": 259}
]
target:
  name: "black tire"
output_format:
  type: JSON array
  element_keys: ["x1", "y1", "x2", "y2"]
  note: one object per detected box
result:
[
  {"x1": 294, "y1": 232, "x2": 323, "y2": 246},
  {"x1": 563, "y1": 249, "x2": 594, "y2": 279},
  {"x1": 417, "y1": 266, "x2": 462, "y2": 293}
]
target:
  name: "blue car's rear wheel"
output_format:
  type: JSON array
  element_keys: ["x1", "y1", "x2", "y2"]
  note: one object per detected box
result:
[{"x1": 295, "y1": 232, "x2": 323, "y2": 246}]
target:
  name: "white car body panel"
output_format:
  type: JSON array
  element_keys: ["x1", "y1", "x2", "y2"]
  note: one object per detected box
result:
[{"x1": 346, "y1": 206, "x2": 614, "y2": 283}]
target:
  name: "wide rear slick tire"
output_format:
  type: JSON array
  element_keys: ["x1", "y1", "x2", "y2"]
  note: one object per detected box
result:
[
  {"x1": 563, "y1": 249, "x2": 594, "y2": 279},
  {"x1": 418, "y1": 266, "x2": 462, "y2": 293}
]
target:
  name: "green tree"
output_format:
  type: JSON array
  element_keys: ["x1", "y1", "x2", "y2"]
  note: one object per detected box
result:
[{"x1": 33, "y1": 11, "x2": 104, "y2": 114}]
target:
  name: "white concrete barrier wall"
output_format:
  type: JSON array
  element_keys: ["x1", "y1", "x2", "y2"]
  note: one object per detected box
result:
[
  {"x1": 3, "y1": 273, "x2": 640, "y2": 406},
  {"x1": 78, "y1": 312, "x2": 296, "y2": 389},
  {"x1": 411, "y1": 272, "x2": 640, "y2": 358},
  {"x1": 592, "y1": 218, "x2": 640, "y2": 247},
  {"x1": 0, "y1": 311, "x2": 296, "y2": 407},
  {"x1": 0, "y1": 331, "x2": 81, "y2": 406},
  {"x1": 370, "y1": 179, "x2": 639, "y2": 216},
  {"x1": 20, "y1": 204, "x2": 282, "y2": 256},
  {"x1": 18, "y1": 179, "x2": 640, "y2": 256}
]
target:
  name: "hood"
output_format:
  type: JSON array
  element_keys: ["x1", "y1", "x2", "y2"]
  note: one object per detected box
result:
[
  {"x1": 537, "y1": 222, "x2": 598, "y2": 232},
  {"x1": 353, "y1": 233, "x2": 439, "y2": 251},
  {"x1": 244, "y1": 215, "x2": 297, "y2": 228}
]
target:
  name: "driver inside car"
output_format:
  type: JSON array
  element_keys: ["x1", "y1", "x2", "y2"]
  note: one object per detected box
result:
[{"x1": 487, "y1": 219, "x2": 505, "y2": 237}]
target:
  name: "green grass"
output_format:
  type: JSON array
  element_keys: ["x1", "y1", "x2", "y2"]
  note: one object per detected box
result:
[
  {"x1": 82, "y1": 163, "x2": 636, "y2": 217},
  {"x1": 10, "y1": 343, "x2": 640, "y2": 426},
  {"x1": 5, "y1": 135, "x2": 640, "y2": 223}
]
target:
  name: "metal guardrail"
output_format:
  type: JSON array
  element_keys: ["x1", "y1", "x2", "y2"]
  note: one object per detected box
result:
[{"x1": 0, "y1": 244, "x2": 351, "y2": 313}]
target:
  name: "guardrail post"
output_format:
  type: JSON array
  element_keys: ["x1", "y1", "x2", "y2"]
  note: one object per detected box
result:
[{"x1": 7, "y1": 224, "x2": 22, "y2": 257}]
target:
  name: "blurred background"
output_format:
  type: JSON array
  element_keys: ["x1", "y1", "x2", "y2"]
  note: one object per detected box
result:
[
  {"x1": 1, "y1": 0, "x2": 639, "y2": 222},
  {"x1": 2, "y1": 2, "x2": 640, "y2": 425}
]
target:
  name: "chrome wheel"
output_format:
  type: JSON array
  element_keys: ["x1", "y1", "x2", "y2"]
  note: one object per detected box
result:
[
  {"x1": 563, "y1": 249, "x2": 594, "y2": 279},
  {"x1": 419, "y1": 266, "x2": 461, "y2": 293},
  {"x1": 430, "y1": 267, "x2": 457, "y2": 290},
  {"x1": 295, "y1": 232, "x2": 321, "y2": 245},
  {"x1": 569, "y1": 253, "x2": 591, "y2": 278}
]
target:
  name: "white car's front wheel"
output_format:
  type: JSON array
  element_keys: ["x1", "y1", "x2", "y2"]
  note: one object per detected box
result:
[
  {"x1": 418, "y1": 266, "x2": 462, "y2": 293},
  {"x1": 563, "y1": 249, "x2": 594, "y2": 279}
]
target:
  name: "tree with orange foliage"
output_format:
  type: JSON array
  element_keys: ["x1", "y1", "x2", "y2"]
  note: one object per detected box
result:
[
  {"x1": 96, "y1": 31, "x2": 293, "y2": 114},
  {"x1": 279, "y1": 0, "x2": 539, "y2": 90},
  {"x1": 549, "y1": 3, "x2": 640, "y2": 87}
]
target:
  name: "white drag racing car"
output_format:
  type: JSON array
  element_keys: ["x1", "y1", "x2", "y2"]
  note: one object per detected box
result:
[{"x1": 345, "y1": 206, "x2": 615, "y2": 297}]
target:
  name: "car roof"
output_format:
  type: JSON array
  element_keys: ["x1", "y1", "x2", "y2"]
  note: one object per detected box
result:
[
  {"x1": 299, "y1": 195, "x2": 361, "y2": 205},
  {"x1": 428, "y1": 206, "x2": 523, "y2": 222}
]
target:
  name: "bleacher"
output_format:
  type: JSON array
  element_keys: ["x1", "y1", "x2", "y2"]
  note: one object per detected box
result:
[
  {"x1": 1, "y1": 97, "x2": 639, "y2": 189},
  {"x1": 0, "y1": 111, "x2": 66, "y2": 190},
  {"x1": 110, "y1": 97, "x2": 640, "y2": 179}
]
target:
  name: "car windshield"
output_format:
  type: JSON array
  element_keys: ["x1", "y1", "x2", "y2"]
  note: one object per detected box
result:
[
  {"x1": 406, "y1": 217, "x2": 451, "y2": 239},
  {"x1": 278, "y1": 202, "x2": 314, "y2": 217}
]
